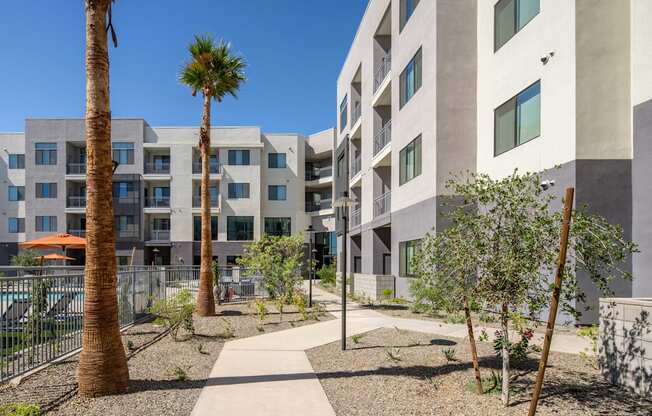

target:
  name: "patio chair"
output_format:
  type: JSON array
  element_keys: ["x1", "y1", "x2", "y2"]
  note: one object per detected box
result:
[
  {"x1": 46, "y1": 292, "x2": 76, "y2": 320},
  {"x1": 1, "y1": 299, "x2": 32, "y2": 329}
]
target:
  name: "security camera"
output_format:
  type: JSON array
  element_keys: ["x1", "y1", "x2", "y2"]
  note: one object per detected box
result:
[
  {"x1": 540, "y1": 180, "x2": 556, "y2": 190},
  {"x1": 540, "y1": 51, "x2": 555, "y2": 65}
]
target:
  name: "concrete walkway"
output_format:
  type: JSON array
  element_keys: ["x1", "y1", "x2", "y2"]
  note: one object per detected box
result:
[{"x1": 191, "y1": 285, "x2": 591, "y2": 416}]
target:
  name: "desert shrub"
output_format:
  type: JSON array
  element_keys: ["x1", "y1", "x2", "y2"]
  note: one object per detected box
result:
[
  {"x1": 441, "y1": 347, "x2": 458, "y2": 362},
  {"x1": 250, "y1": 298, "x2": 268, "y2": 326},
  {"x1": 0, "y1": 403, "x2": 40, "y2": 416},
  {"x1": 150, "y1": 289, "x2": 195, "y2": 341},
  {"x1": 293, "y1": 292, "x2": 308, "y2": 320},
  {"x1": 316, "y1": 262, "x2": 336, "y2": 287},
  {"x1": 577, "y1": 324, "x2": 598, "y2": 369}
]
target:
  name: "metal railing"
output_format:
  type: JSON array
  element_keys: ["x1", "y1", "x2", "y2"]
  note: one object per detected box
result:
[
  {"x1": 350, "y1": 155, "x2": 361, "y2": 178},
  {"x1": 351, "y1": 208, "x2": 361, "y2": 227},
  {"x1": 145, "y1": 197, "x2": 170, "y2": 208},
  {"x1": 66, "y1": 196, "x2": 86, "y2": 208},
  {"x1": 351, "y1": 101, "x2": 361, "y2": 126},
  {"x1": 305, "y1": 199, "x2": 332, "y2": 213},
  {"x1": 374, "y1": 52, "x2": 391, "y2": 92},
  {"x1": 116, "y1": 229, "x2": 139, "y2": 239},
  {"x1": 149, "y1": 230, "x2": 170, "y2": 241},
  {"x1": 374, "y1": 191, "x2": 391, "y2": 217},
  {"x1": 144, "y1": 162, "x2": 170, "y2": 174},
  {"x1": 66, "y1": 162, "x2": 86, "y2": 175},
  {"x1": 192, "y1": 162, "x2": 221, "y2": 175},
  {"x1": 374, "y1": 120, "x2": 392, "y2": 156},
  {"x1": 0, "y1": 265, "x2": 267, "y2": 382},
  {"x1": 192, "y1": 196, "x2": 219, "y2": 208},
  {"x1": 305, "y1": 166, "x2": 333, "y2": 181}
]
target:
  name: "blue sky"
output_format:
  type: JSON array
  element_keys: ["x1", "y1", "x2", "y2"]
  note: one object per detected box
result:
[{"x1": 0, "y1": 1, "x2": 368, "y2": 134}]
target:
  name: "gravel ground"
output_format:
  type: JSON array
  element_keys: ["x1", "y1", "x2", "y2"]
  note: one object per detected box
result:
[
  {"x1": 0, "y1": 301, "x2": 332, "y2": 415},
  {"x1": 306, "y1": 327, "x2": 652, "y2": 416}
]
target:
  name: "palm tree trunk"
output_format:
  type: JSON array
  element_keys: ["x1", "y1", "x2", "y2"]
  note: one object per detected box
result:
[
  {"x1": 78, "y1": 0, "x2": 129, "y2": 397},
  {"x1": 501, "y1": 303, "x2": 510, "y2": 406},
  {"x1": 464, "y1": 296, "x2": 483, "y2": 394},
  {"x1": 197, "y1": 90, "x2": 215, "y2": 316}
]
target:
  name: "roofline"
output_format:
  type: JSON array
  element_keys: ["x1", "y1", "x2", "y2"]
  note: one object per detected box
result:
[
  {"x1": 0, "y1": 132, "x2": 25, "y2": 135},
  {"x1": 336, "y1": 0, "x2": 374, "y2": 84}
]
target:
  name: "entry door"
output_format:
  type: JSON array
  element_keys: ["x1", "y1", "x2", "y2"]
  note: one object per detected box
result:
[
  {"x1": 382, "y1": 254, "x2": 391, "y2": 275},
  {"x1": 353, "y1": 256, "x2": 362, "y2": 273}
]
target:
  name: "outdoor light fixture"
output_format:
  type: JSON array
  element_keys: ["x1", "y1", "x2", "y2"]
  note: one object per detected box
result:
[{"x1": 334, "y1": 192, "x2": 356, "y2": 351}]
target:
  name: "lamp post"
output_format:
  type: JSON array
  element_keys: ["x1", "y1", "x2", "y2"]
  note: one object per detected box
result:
[
  {"x1": 333, "y1": 193, "x2": 356, "y2": 351},
  {"x1": 305, "y1": 225, "x2": 315, "y2": 308}
]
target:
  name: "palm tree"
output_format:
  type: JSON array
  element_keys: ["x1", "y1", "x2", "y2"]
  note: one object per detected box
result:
[
  {"x1": 77, "y1": 0, "x2": 129, "y2": 396},
  {"x1": 180, "y1": 35, "x2": 246, "y2": 316}
]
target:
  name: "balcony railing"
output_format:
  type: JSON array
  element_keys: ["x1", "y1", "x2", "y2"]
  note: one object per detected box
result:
[
  {"x1": 67, "y1": 196, "x2": 86, "y2": 208},
  {"x1": 192, "y1": 162, "x2": 221, "y2": 174},
  {"x1": 66, "y1": 162, "x2": 86, "y2": 175},
  {"x1": 305, "y1": 165, "x2": 333, "y2": 181},
  {"x1": 374, "y1": 120, "x2": 392, "y2": 156},
  {"x1": 351, "y1": 208, "x2": 361, "y2": 228},
  {"x1": 144, "y1": 162, "x2": 170, "y2": 174},
  {"x1": 192, "y1": 196, "x2": 219, "y2": 208},
  {"x1": 305, "y1": 199, "x2": 332, "y2": 213},
  {"x1": 351, "y1": 101, "x2": 361, "y2": 126},
  {"x1": 67, "y1": 229, "x2": 86, "y2": 237},
  {"x1": 113, "y1": 194, "x2": 139, "y2": 205},
  {"x1": 149, "y1": 230, "x2": 170, "y2": 241},
  {"x1": 145, "y1": 197, "x2": 170, "y2": 208},
  {"x1": 374, "y1": 191, "x2": 391, "y2": 217},
  {"x1": 116, "y1": 229, "x2": 139, "y2": 239},
  {"x1": 374, "y1": 52, "x2": 391, "y2": 92},
  {"x1": 350, "y1": 155, "x2": 361, "y2": 178}
]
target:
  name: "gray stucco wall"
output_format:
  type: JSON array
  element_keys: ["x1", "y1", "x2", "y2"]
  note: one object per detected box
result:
[{"x1": 633, "y1": 98, "x2": 652, "y2": 297}]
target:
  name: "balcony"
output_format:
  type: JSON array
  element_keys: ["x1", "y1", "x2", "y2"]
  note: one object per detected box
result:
[
  {"x1": 67, "y1": 229, "x2": 86, "y2": 238},
  {"x1": 306, "y1": 199, "x2": 332, "y2": 213},
  {"x1": 374, "y1": 120, "x2": 392, "y2": 156},
  {"x1": 351, "y1": 208, "x2": 361, "y2": 228},
  {"x1": 149, "y1": 229, "x2": 170, "y2": 241},
  {"x1": 192, "y1": 162, "x2": 221, "y2": 175},
  {"x1": 374, "y1": 52, "x2": 391, "y2": 93},
  {"x1": 351, "y1": 101, "x2": 361, "y2": 126},
  {"x1": 67, "y1": 162, "x2": 86, "y2": 175},
  {"x1": 116, "y1": 229, "x2": 139, "y2": 239},
  {"x1": 67, "y1": 196, "x2": 86, "y2": 208},
  {"x1": 373, "y1": 191, "x2": 391, "y2": 217},
  {"x1": 145, "y1": 197, "x2": 170, "y2": 208},
  {"x1": 350, "y1": 155, "x2": 361, "y2": 178},
  {"x1": 305, "y1": 165, "x2": 333, "y2": 182},
  {"x1": 144, "y1": 161, "x2": 170, "y2": 175},
  {"x1": 192, "y1": 196, "x2": 219, "y2": 208}
]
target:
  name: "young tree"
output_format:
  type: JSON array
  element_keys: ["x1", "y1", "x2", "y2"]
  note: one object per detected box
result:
[
  {"x1": 78, "y1": 0, "x2": 129, "y2": 396},
  {"x1": 180, "y1": 35, "x2": 246, "y2": 316},
  {"x1": 238, "y1": 234, "x2": 305, "y2": 300},
  {"x1": 10, "y1": 250, "x2": 41, "y2": 267}
]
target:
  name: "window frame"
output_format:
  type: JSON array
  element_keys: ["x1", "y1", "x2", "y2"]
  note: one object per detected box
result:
[
  {"x1": 268, "y1": 185, "x2": 287, "y2": 201},
  {"x1": 228, "y1": 149, "x2": 250, "y2": 166},
  {"x1": 8, "y1": 154, "x2": 25, "y2": 169},
  {"x1": 8, "y1": 217, "x2": 25, "y2": 233},
  {"x1": 35, "y1": 143, "x2": 57, "y2": 165},
  {"x1": 339, "y1": 95, "x2": 348, "y2": 133},
  {"x1": 193, "y1": 216, "x2": 218, "y2": 241},
  {"x1": 399, "y1": 135, "x2": 423, "y2": 186},
  {"x1": 8, "y1": 185, "x2": 25, "y2": 201},
  {"x1": 400, "y1": 0, "x2": 420, "y2": 32},
  {"x1": 264, "y1": 217, "x2": 292, "y2": 237},
  {"x1": 494, "y1": 0, "x2": 540, "y2": 51},
  {"x1": 36, "y1": 182, "x2": 57, "y2": 199},
  {"x1": 227, "y1": 216, "x2": 254, "y2": 241},
  {"x1": 493, "y1": 80, "x2": 541, "y2": 156},
  {"x1": 228, "y1": 182, "x2": 250, "y2": 199},
  {"x1": 112, "y1": 142, "x2": 135, "y2": 165},
  {"x1": 268, "y1": 152, "x2": 287, "y2": 169},
  {"x1": 35, "y1": 215, "x2": 57, "y2": 232},
  {"x1": 399, "y1": 239, "x2": 421, "y2": 277},
  {"x1": 399, "y1": 47, "x2": 423, "y2": 109}
]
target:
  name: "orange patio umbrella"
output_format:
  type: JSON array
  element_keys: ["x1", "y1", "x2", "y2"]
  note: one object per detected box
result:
[
  {"x1": 37, "y1": 253, "x2": 76, "y2": 262},
  {"x1": 20, "y1": 233, "x2": 86, "y2": 251}
]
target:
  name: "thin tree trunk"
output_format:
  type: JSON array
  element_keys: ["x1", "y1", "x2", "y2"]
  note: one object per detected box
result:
[
  {"x1": 464, "y1": 296, "x2": 483, "y2": 394},
  {"x1": 501, "y1": 303, "x2": 510, "y2": 406},
  {"x1": 197, "y1": 90, "x2": 215, "y2": 316},
  {"x1": 78, "y1": 0, "x2": 129, "y2": 396}
]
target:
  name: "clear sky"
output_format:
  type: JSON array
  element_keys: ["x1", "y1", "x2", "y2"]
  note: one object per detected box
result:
[{"x1": 0, "y1": 1, "x2": 368, "y2": 134}]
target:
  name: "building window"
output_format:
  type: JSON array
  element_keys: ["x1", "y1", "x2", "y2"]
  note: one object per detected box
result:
[
  {"x1": 112, "y1": 142, "x2": 134, "y2": 165},
  {"x1": 494, "y1": 81, "x2": 541, "y2": 156},
  {"x1": 8, "y1": 154, "x2": 25, "y2": 169},
  {"x1": 36, "y1": 216, "x2": 57, "y2": 232},
  {"x1": 400, "y1": 0, "x2": 420, "y2": 31},
  {"x1": 400, "y1": 48, "x2": 422, "y2": 108},
  {"x1": 227, "y1": 216, "x2": 254, "y2": 241},
  {"x1": 228, "y1": 183, "x2": 250, "y2": 199},
  {"x1": 8, "y1": 218, "x2": 25, "y2": 233},
  {"x1": 36, "y1": 182, "x2": 57, "y2": 199},
  {"x1": 113, "y1": 181, "x2": 135, "y2": 198},
  {"x1": 193, "y1": 216, "x2": 218, "y2": 241},
  {"x1": 268, "y1": 185, "x2": 287, "y2": 201},
  {"x1": 8, "y1": 186, "x2": 25, "y2": 201},
  {"x1": 494, "y1": 0, "x2": 539, "y2": 51},
  {"x1": 35, "y1": 143, "x2": 57, "y2": 165},
  {"x1": 228, "y1": 150, "x2": 250, "y2": 166},
  {"x1": 339, "y1": 95, "x2": 348, "y2": 133},
  {"x1": 268, "y1": 153, "x2": 287, "y2": 168},
  {"x1": 399, "y1": 239, "x2": 420, "y2": 277},
  {"x1": 337, "y1": 154, "x2": 345, "y2": 178},
  {"x1": 116, "y1": 215, "x2": 137, "y2": 237},
  {"x1": 264, "y1": 217, "x2": 291, "y2": 237},
  {"x1": 399, "y1": 135, "x2": 422, "y2": 185},
  {"x1": 116, "y1": 256, "x2": 130, "y2": 266}
]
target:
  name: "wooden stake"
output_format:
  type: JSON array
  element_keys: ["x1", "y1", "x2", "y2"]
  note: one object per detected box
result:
[
  {"x1": 464, "y1": 295, "x2": 483, "y2": 394},
  {"x1": 528, "y1": 187, "x2": 574, "y2": 416}
]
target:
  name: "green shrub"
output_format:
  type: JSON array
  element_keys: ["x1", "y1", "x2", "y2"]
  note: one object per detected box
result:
[
  {"x1": 316, "y1": 263, "x2": 336, "y2": 287},
  {"x1": 150, "y1": 289, "x2": 195, "y2": 341},
  {"x1": 441, "y1": 347, "x2": 457, "y2": 362},
  {"x1": 250, "y1": 298, "x2": 268, "y2": 328},
  {"x1": 293, "y1": 292, "x2": 308, "y2": 321},
  {"x1": 0, "y1": 403, "x2": 40, "y2": 416},
  {"x1": 577, "y1": 324, "x2": 598, "y2": 369}
]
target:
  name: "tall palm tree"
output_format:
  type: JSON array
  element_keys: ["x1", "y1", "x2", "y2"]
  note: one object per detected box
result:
[
  {"x1": 78, "y1": 0, "x2": 129, "y2": 396},
  {"x1": 180, "y1": 35, "x2": 246, "y2": 316}
]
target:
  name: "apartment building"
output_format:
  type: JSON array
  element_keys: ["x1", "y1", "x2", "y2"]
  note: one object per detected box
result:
[
  {"x1": 0, "y1": 119, "x2": 336, "y2": 268},
  {"x1": 335, "y1": 0, "x2": 652, "y2": 322}
]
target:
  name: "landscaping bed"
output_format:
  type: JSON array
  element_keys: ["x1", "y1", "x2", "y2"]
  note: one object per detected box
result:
[
  {"x1": 0, "y1": 301, "x2": 332, "y2": 415},
  {"x1": 306, "y1": 327, "x2": 652, "y2": 416}
]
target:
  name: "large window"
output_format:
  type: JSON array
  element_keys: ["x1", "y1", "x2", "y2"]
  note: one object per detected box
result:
[
  {"x1": 36, "y1": 182, "x2": 57, "y2": 199},
  {"x1": 8, "y1": 154, "x2": 25, "y2": 169},
  {"x1": 494, "y1": 81, "x2": 541, "y2": 156},
  {"x1": 339, "y1": 95, "x2": 348, "y2": 133},
  {"x1": 494, "y1": 0, "x2": 539, "y2": 51},
  {"x1": 228, "y1": 183, "x2": 250, "y2": 199},
  {"x1": 113, "y1": 181, "x2": 135, "y2": 198},
  {"x1": 228, "y1": 150, "x2": 250, "y2": 166},
  {"x1": 399, "y1": 135, "x2": 422, "y2": 185},
  {"x1": 268, "y1": 153, "x2": 286, "y2": 168},
  {"x1": 264, "y1": 217, "x2": 291, "y2": 237},
  {"x1": 112, "y1": 142, "x2": 134, "y2": 165},
  {"x1": 337, "y1": 154, "x2": 345, "y2": 178},
  {"x1": 115, "y1": 215, "x2": 137, "y2": 236},
  {"x1": 193, "y1": 216, "x2": 218, "y2": 241},
  {"x1": 35, "y1": 143, "x2": 57, "y2": 165},
  {"x1": 268, "y1": 185, "x2": 287, "y2": 201},
  {"x1": 8, "y1": 186, "x2": 25, "y2": 201},
  {"x1": 36, "y1": 216, "x2": 57, "y2": 232},
  {"x1": 8, "y1": 218, "x2": 24, "y2": 233},
  {"x1": 227, "y1": 216, "x2": 254, "y2": 241},
  {"x1": 399, "y1": 239, "x2": 420, "y2": 277},
  {"x1": 400, "y1": 0, "x2": 420, "y2": 31},
  {"x1": 400, "y1": 48, "x2": 422, "y2": 108}
]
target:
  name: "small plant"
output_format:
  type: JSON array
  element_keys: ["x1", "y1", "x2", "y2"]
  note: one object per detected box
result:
[
  {"x1": 382, "y1": 288, "x2": 393, "y2": 303},
  {"x1": 250, "y1": 298, "x2": 268, "y2": 326},
  {"x1": 0, "y1": 403, "x2": 41, "y2": 416},
  {"x1": 493, "y1": 328, "x2": 540, "y2": 362},
  {"x1": 445, "y1": 312, "x2": 466, "y2": 325},
  {"x1": 196, "y1": 343, "x2": 209, "y2": 355},
  {"x1": 171, "y1": 366, "x2": 188, "y2": 381},
  {"x1": 149, "y1": 289, "x2": 195, "y2": 341},
  {"x1": 478, "y1": 329, "x2": 489, "y2": 342},
  {"x1": 310, "y1": 302, "x2": 327, "y2": 321},
  {"x1": 275, "y1": 296, "x2": 286, "y2": 322},
  {"x1": 219, "y1": 318, "x2": 235, "y2": 339},
  {"x1": 577, "y1": 324, "x2": 598, "y2": 369},
  {"x1": 293, "y1": 292, "x2": 308, "y2": 321},
  {"x1": 424, "y1": 375, "x2": 440, "y2": 391},
  {"x1": 126, "y1": 340, "x2": 135, "y2": 351},
  {"x1": 441, "y1": 347, "x2": 457, "y2": 362},
  {"x1": 351, "y1": 333, "x2": 364, "y2": 344},
  {"x1": 467, "y1": 371, "x2": 502, "y2": 395},
  {"x1": 385, "y1": 347, "x2": 402, "y2": 362}
]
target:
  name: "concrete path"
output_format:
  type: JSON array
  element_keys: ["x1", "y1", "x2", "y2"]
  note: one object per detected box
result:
[{"x1": 191, "y1": 285, "x2": 591, "y2": 416}]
